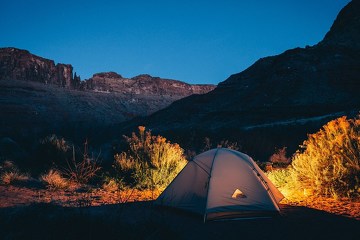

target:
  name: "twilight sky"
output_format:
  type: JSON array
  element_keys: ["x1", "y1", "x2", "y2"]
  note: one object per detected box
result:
[{"x1": 0, "y1": 0, "x2": 351, "y2": 84}]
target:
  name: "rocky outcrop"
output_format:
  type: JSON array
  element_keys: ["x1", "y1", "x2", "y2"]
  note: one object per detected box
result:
[
  {"x1": 0, "y1": 47, "x2": 79, "y2": 87},
  {"x1": 82, "y1": 72, "x2": 215, "y2": 96},
  {"x1": 0, "y1": 48, "x2": 215, "y2": 96},
  {"x1": 0, "y1": 48, "x2": 216, "y2": 157},
  {"x1": 320, "y1": 0, "x2": 360, "y2": 50}
]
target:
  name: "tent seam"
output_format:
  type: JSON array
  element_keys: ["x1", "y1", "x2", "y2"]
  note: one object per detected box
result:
[
  {"x1": 203, "y1": 148, "x2": 220, "y2": 222},
  {"x1": 251, "y1": 167, "x2": 280, "y2": 211}
]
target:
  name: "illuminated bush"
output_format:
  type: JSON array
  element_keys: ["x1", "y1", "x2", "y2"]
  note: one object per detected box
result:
[
  {"x1": 269, "y1": 147, "x2": 291, "y2": 169},
  {"x1": 267, "y1": 168, "x2": 292, "y2": 189},
  {"x1": 114, "y1": 126, "x2": 187, "y2": 190},
  {"x1": 40, "y1": 169, "x2": 69, "y2": 190},
  {"x1": 291, "y1": 116, "x2": 360, "y2": 198},
  {"x1": 0, "y1": 161, "x2": 29, "y2": 185}
]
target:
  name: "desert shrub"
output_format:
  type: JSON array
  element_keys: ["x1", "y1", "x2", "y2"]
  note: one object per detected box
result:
[
  {"x1": 202, "y1": 137, "x2": 240, "y2": 152},
  {"x1": 291, "y1": 116, "x2": 360, "y2": 198},
  {"x1": 38, "y1": 137, "x2": 101, "y2": 184},
  {"x1": 102, "y1": 176, "x2": 125, "y2": 192},
  {"x1": 61, "y1": 143, "x2": 101, "y2": 184},
  {"x1": 41, "y1": 135, "x2": 70, "y2": 152},
  {"x1": 269, "y1": 147, "x2": 291, "y2": 169},
  {"x1": 114, "y1": 126, "x2": 187, "y2": 190},
  {"x1": 0, "y1": 161, "x2": 29, "y2": 185},
  {"x1": 40, "y1": 169, "x2": 69, "y2": 190},
  {"x1": 1, "y1": 171, "x2": 29, "y2": 185},
  {"x1": 267, "y1": 168, "x2": 294, "y2": 189}
]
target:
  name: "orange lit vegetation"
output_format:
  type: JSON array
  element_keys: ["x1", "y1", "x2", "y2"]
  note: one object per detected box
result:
[
  {"x1": 113, "y1": 126, "x2": 187, "y2": 190},
  {"x1": 40, "y1": 169, "x2": 69, "y2": 190},
  {"x1": 267, "y1": 116, "x2": 360, "y2": 218},
  {"x1": 0, "y1": 161, "x2": 29, "y2": 185}
]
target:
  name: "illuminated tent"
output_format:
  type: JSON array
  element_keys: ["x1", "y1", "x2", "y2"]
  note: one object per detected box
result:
[{"x1": 155, "y1": 148, "x2": 284, "y2": 221}]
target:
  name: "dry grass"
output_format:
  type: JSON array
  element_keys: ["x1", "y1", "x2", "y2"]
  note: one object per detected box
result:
[
  {"x1": 102, "y1": 178, "x2": 120, "y2": 192},
  {"x1": 40, "y1": 169, "x2": 69, "y2": 190},
  {"x1": 1, "y1": 171, "x2": 29, "y2": 185},
  {"x1": 0, "y1": 161, "x2": 29, "y2": 185}
]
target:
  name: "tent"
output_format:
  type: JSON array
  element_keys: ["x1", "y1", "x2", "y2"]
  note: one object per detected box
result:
[{"x1": 155, "y1": 148, "x2": 284, "y2": 221}]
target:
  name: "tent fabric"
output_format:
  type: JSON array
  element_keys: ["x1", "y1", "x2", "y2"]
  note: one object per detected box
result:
[{"x1": 155, "y1": 148, "x2": 284, "y2": 221}]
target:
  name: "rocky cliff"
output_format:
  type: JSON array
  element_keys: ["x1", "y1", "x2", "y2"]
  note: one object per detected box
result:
[
  {"x1": 82, "y1": 72, "x2": 215, "y2": 96},
  {"x1": 123, "y1": 0, "x2": 360, "y2": 160},
  {"x1": 0, "y1": 48, "x2": 79, "y2": 87},
  {"x1": 0, "y1": 48, "x2": 215, "y2": 160},
  {"x1": 0, "y1": 47, "x2": 215, "y2": 96}
]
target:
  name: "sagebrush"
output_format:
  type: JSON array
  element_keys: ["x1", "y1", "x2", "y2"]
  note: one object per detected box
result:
[
  {"x1": 268, "y1": 116, "x2": 360, "y2": 199},
  {"x1": 114, "y1": 126, "x2": 187, "y2": 189}
]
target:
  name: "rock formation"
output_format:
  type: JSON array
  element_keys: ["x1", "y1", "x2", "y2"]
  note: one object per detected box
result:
[
  {"x1": 82, "y1": 72, "x2": 215, "y2": 96},
  {"x1": 0, "y1": 48, "x2": 79, "y2": 87}
]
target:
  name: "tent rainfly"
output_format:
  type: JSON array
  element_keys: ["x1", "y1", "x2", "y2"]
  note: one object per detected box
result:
[{"x1": 155, "y1": 148, "x2": 284, "y2": 221}]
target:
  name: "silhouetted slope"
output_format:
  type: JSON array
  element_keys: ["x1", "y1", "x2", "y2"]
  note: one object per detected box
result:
[{"x1": 124, "y1": 1, "x2": 360, "y2": 159}]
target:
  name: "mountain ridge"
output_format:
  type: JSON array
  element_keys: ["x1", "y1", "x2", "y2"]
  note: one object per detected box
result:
[{"x1": 120, "y1": 0, "x2": 360, "y2": 160}]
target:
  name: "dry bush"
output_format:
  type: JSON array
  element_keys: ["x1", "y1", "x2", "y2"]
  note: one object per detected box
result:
[
  {"x1": 1, "y1": 171, "x2": 29, "y2": 185},
  {"x1": 269, "y1": 116, "x2": 360, "y2": 199},
  {"x1": 114, "y1": 126, "x2": 187, "y2": 190},
  {"x1": 0, "y1": 161, "x2": 29, "y2": 185},
  {"x1": 266, "y1": 168, "x2": 299, "y2": 198},
  {"x1": 267, "y1": 169, "x2": 291, "y2": 188},
  {"x1": 291, "y1": 116, "x2": 360, "y2": 198},
  {"x1": 102, "y1": 179, "x2": 119, "y2": 192},
  {"x1": 269, "y1": 147, "x2": 291, "y2": 169},
  {"x1": 40, "y1": 169, "x2": 69, "y2": 190},
  {"x1": 61, "y1": 142, "x2": 101, "y2": 184},
  {"x1": 40, "y1": 134, "x2": 69, "y2": 153},
  {"x1": 102, "y1": 177, "x2": 125, "y2": 192},
  {"x1": 202, "y1": 137, "x2": 240, "y2": 152}
]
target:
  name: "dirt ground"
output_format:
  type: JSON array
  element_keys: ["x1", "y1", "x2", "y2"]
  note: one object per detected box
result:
[{"x1": 0, "y1": 183, "x2": 359, "y2": 240}]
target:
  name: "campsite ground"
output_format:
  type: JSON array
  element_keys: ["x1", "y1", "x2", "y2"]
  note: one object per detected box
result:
[{"x1": 0, "y1": 183, "x2": 359, "y2": 240}]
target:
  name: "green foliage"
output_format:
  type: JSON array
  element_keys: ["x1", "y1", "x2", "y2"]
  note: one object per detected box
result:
[{"x1": 114, "y1": 126, "x2": 187, "y2": 189}]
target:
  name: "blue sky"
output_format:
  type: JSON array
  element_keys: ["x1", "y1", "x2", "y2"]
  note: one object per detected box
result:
[{"x1": 0, "y1": 0, "x2": 351, "y2": 84}]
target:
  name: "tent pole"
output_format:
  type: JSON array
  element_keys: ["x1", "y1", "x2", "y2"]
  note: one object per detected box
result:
[
  {"x1": 252, "y1": 167, "x2": 280, "y2": 210},
  {"x1": 203, "y1": 148, "x2": 220, "y2": 223}
]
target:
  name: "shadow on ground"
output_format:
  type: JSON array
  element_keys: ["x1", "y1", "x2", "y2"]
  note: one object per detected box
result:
[{"x1": 0, "y1": 201, "x2": 359, "y2": 240}]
